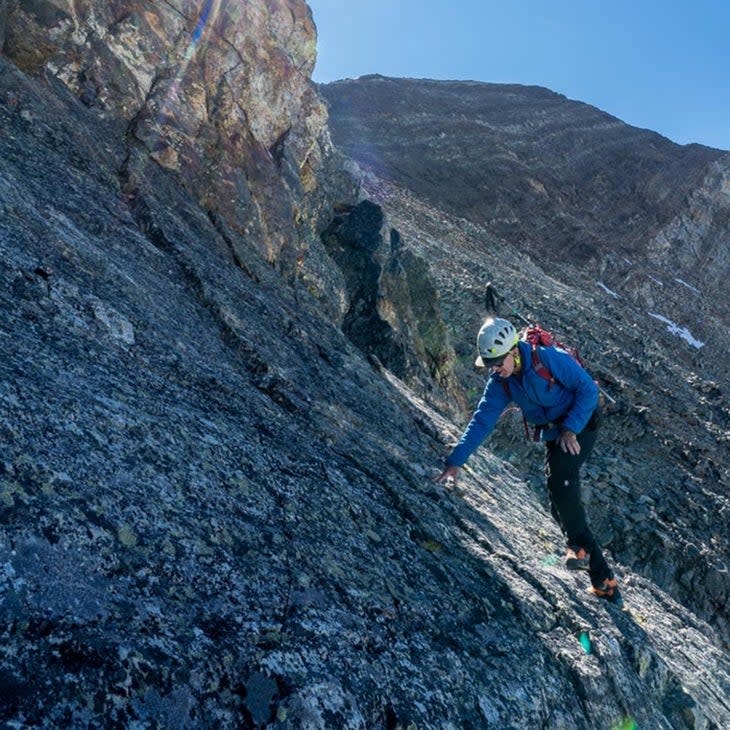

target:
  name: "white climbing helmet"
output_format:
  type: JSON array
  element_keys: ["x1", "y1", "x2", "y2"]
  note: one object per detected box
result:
[{"x1": 475, "y1": 317, "x2": 518, "y2": 367}]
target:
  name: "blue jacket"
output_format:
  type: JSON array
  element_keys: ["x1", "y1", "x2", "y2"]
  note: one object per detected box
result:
[{"x1": 446, "y1": 340, "x2": 599, "y2": 467}]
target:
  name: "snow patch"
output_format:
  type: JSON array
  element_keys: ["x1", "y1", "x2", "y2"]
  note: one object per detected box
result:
[
  {"x1": 597, "y1": 282, "x2": 621, "y2": 299},
  {"x1": 674, "y1": 278, "x2": 701, "y2": 294},
  {"x1": 648, "y1": 275, "x2": 664, "y2": 287},
  {"x1": 648, "y1": 312, "x2": 704, "y2": 349}
]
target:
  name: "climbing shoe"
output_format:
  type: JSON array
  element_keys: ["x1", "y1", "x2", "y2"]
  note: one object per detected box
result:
[
  {"x1": 565, "y1": 546, "x2": 590, "y2": 571},
  {"x1": 589, "y1": 577, "x2": 624, "y2": 608}
]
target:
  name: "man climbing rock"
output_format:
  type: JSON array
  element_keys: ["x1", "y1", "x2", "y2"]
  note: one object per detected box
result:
[{"x1": 435, "y1": 317, "x2": 623, "y2": 607}]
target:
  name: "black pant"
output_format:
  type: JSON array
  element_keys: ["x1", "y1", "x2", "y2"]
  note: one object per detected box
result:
[{"x1": 545, "y1": 411, "x2": 611, "y2": 586}]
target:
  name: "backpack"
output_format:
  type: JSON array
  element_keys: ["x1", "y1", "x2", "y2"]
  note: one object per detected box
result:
[{"x1": 521, "y1": 325, "x2": 586, "y2": 388}]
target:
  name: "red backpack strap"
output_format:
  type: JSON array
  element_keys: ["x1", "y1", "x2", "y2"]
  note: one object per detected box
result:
[{"x1": 531, "y1": 346, "x2": 556, "y2": 388}]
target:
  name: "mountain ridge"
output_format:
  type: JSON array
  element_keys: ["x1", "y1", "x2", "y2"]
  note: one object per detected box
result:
[
  {"x1": 319, "y1": 74, "x2": 729, "y2": 361},
  {"x1": 319, "y1": 75, "x2": 730, "y2": 277}
]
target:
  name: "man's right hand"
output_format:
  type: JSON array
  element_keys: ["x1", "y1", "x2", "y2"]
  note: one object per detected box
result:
[{"x1": 434, "y1": 465, "x2": 461, "y2": 484}]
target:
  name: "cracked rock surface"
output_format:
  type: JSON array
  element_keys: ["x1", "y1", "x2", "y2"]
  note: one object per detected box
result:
[{"x1": 0, "y1": 5, "x2": 729, "y2": 730}]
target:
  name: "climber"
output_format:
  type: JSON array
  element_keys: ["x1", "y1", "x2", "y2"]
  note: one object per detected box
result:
[{"x1": 435, "y1": 317, "x2": 623, "y2": 607}]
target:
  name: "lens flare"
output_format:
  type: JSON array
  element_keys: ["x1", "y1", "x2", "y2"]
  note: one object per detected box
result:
[
  {"x1": 610, "y1": 717, "x2": 638, "y2": 730},
  {"x1": 124, "y1": 1, "x2": 223, "y2": 189},
  {"x1": 161, "y1": 0, "x2": 220, "y2": 122}
]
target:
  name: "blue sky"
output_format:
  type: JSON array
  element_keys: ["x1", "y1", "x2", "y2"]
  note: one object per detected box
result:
[{"x1": 307, "y1": 1, "x2": 730, "y2": 151}]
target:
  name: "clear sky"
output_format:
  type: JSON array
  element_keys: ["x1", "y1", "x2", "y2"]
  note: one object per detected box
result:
[{"x1": 307, "y1": 0, "x2": 730, "y2": 151}]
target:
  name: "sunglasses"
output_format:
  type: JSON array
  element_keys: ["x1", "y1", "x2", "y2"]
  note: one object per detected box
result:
[{"x1": 489, "y1": 353, "x2": 510, "y2": 368}]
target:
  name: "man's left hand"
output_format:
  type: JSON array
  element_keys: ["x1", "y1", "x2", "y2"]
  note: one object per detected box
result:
[{"x1": 558, "y1": 430, "x2": 581, "y2": 455}]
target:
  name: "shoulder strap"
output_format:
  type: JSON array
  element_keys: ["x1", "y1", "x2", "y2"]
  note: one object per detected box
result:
[{"x1": 531, "y1": 346, "x2": 556, "y2": 388}]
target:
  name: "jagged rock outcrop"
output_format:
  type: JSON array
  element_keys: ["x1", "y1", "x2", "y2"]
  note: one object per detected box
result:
[
  {"x1": 321, "y1": 199, "x2": 463, "y2": 413},
  {"x1": 1, "y1": 0, "x2": 358, "y2": 317},
  {"x1": 1, "y1": 8, "x2": 729, "y2": 730}
]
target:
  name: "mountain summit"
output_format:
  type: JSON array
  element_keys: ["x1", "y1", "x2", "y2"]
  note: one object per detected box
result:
[{"x1": 320, "y1": 76, "x2": 730, "y2": 293}]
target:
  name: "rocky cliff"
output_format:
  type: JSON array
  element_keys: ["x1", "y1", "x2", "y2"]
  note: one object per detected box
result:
[
  {"x1": 1, "y1": 5, "x2": 729, "y2": 729},
  {"x1": 2, "y1": 0, "x2": 356, "y2": 290}
]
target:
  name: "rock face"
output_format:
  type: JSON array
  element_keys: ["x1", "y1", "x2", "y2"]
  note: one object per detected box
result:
[
  {"x1": 1, "y1": 0, "x2": 357, "y2": 309},
  {"x1": 1, "y1": 8, "x2": 729, "y2": 730}
]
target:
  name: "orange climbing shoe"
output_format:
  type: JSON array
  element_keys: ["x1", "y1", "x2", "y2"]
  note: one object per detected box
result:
[{"x1": 589, "y1": 577, "x2": 624, "y2": 608}]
